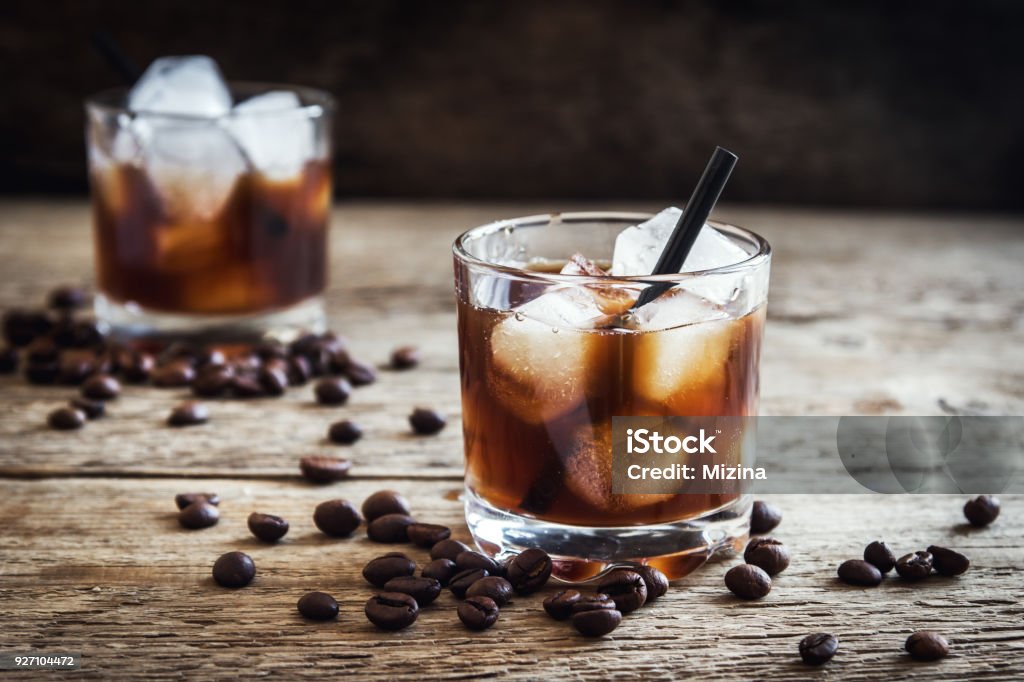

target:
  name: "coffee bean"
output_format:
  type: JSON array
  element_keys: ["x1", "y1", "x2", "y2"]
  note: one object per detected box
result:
[
  {"x1": 743, "y1": 537, "x2": 790, "y2": 576},
  {"x1": 286, "y1": 356, "x2": 311, "y2": 386},
  {"x1": 430, "y1": 539, "x2": 471, "y2": 561},
  {"x1": 167, "y1": 402, "x2": 209, "y2": 427},
  {"x1": 69, "y1": 319, "x2": 103, "y2": 348},
  {"x1": 0, "y1": 346, "x2": 18, "y2": 373},
  {"x1": 328, "y1": 348, "x2": 351, "y2": 373},
  {"x1": 297, "y1": 591, "x2": 338, "y2": 620},
  {"x1": 81, "y1": 374, "x2": 120, "y2": 400},
  {"x1": 422, "y1": 558, "x2": 458, "y2": 586},
  {"x1": 213, "y1": 551, "x2": 255, "y2": 588},
  {"x1": 25, "y1": 361, "x2": 58, "y2": 384},
  {"x1": 48, "y1": 406, "x2": 85, "y2": 430},
  {"x1": 750, "y1": 500, "x2": 782, "y2": 534},
  {"x1": 458, "y1": 596, "x2": 499, "y2": 631},
  {"x1": 895, "y1": 551, "x2": 933, "y2": 580},
  {"x1": 48, "y1": 285, "x2": 88, "y2": 310},
  {"x1": 799, "y1": 633, "x2": 839, "y2": 666},
  {"x1": 26, "y1": 338, "x2": 59, "y2": 364},
  {"x1": 58, "y1": 353, "x2": 96, "y2": 384},
  {"x1": 390, "y1": 346, "x2": 421, "y2": 370},
  {"x1": 449, "y1": 568, "x2": 488, "y2": 598},
  {"x1": 409, "y1": 407, "x2": 446, "y2": 435},
  {"x1": 571, "y1": 597, "x2": 622, "y2": 637},
  {"x1": 368, "y1": 513, "x2": 417, "y2": 543},
  {"x1": 191, "y1": 366, "x2": 233, "y2": 397},
  {"x1": 571, "y1": 594, "x2": 616, "y2": 614},
  {"x1": 864, "y1": 540, "x2": 897, "y2": 573},
  {"x1": 195, "y1": 348, "x2": 226, "y2": 368},
  {"x1": 456, "y1": 551, "x2": 501, "y2": 575},
  {"x1": 314, "y1": 377, "x2": 351, "y2": 405},
  {"x1": 3, "y1": 309, "x2": 52, "y2": 346},
  {"x1": 230, "y1": 374, "x2": 265, "y2": 399},
  {"x1": 299, "y1": 455, "x2": 352, "y2": 483},
  {"x1": 543, "y1": 590, "x2": 582, "y2": 620},
  {"x1": 597, "y1": 569, "x2": 648, "y2": 614},
  {"x1": 327, "y1": 419, "x2": 363, "y2": 445},
  {"x1": 313, "y1": 499, "x2": 362, "y2": 537},
  {"x1": 837, "y1": 559, "x2": 883, "y2": 586},
  {"x1": 257, "y1": 366, "x2": 288, "y2": 396},
  {"x1": 248, "y1": 512, "x2": 289, "y2": 542},
  {"x1": 361, "y1": 491, "x2": 411, "y2": 522},
  {"x1": 158, "y1": 342, "x2": 200, "y2": 367},
  {"x1": 363, "y1": 552, "x2": 417, "y2": 587},
  {"x1": 69, "y1": 397, "x2": 105, "y2": 420},
  {"x1": 927, "y1": 545, "x2": 970, "y2": 576},
  {"x1": 725, "y1": 564, "x2": 772, "y2": 599},
  {"x1": 175, "y1": 492, "x2": 219, "y2": 510},
  {"x1": 152, "y1": 361, "x2": 195, "y2": 388},
  {"x1": 121, "y1": 352, "x2": 155, "y2": 383},
  {"x1": 633, "y1": 565, "x2": 669, "y2": 601},
  {"x1": 365, "y1": 592, "x2": 418, "y2": 631},
  {"x1": 384, "y1": 576, "x2": 442, "y2": 606},
  {"x1": 179, "y1": 501, "x2": 220, "y2": 529},
  {"x1": 963, "y1": 495, "x2": 1000, "y2": 527},
  {"x1": 506, "y1": 548, "x2": 552, "y2": 594},
  {"x1": 406, "y1": 523, "x2": 451, "y2": 548},
  {"x1": 344, "y1": 360, "x2": 377, "y2": 386},
  {"x1": 905, "y1": 631, "x2": 949, "y2": 661},
  {"x1": 465, "y1": 576, "x2": 514, "y2": 606},
  {"x1": 255, "y1": 341, "x2": 287, "y2": 361}
]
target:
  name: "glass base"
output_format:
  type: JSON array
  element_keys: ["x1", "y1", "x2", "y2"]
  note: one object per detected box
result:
[
  {"x1": 94, "y1": 294, "x2": 326, "y2": 343},
  {"x1": 466, "y1": 488, "x2": 751, "y2": 582}
]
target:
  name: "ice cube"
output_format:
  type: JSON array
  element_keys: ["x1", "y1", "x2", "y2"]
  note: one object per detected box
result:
[
  {"x1": 128, "y1": 56, "x2": 232, "y2": 117},
  {"x1": 610, "y1": 207, "x2": 749, "y2": 276},
  {"x1": 228, "y1": 91, "x2": 314, "y2": 179}
]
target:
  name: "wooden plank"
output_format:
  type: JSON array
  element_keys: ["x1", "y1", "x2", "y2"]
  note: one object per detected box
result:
[{"x1": 0, "y1": 478, "x2": 1020, "y2": 680}]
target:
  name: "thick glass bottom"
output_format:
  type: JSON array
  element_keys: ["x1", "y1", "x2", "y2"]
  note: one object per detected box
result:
[
  {"x1": 465, "y1": 487, "x2": 750, "y2": 582},
  {"x1": 94, "y1": 294, "x2": 326, "y2": 343}
]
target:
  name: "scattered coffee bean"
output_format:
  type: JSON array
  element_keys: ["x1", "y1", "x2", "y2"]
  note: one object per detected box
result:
[
  {"x1": 799, "y1": 633, "x2": 839, "y2": 666},
  {"x1": 255, "y1": 341, "x2": 287, "y2": 361},
  {"x1": 864, "y1": 540, "x2": 897, "y2": 573},
  {"x1": 230, "y1": 374, "x2": 265, "y2": 399},
  {"x1": 299, "y1": 455, "x2": 352, "y2": 483},
  {"x1": 47, "y1": 406, "x2": 85, "y2": 430},
  {"x1": 363, "y1": 552, "x2": 417, "y2": 587},
  {"x1": 571, "y1": 594, "x2": 616, "y2": 614},
  {"x1": 3, "y1": 309, "x2": 53, "y2": 346},
  {"x1": 286, "y1": 356, "x2": 311, "y2": 386},
  {"x1": 390, "y1": 346, "x2": 420, "y2": 370},
  {"x1": 191, "y1": 367, "x2": 233, "y2": 397},
  {"x1": 905, "y1": 631, "x2": 949, "y2": 661},
  {"x1": 175, "y1": 492, "x2": 219, "y2": 510},
  {"x1": 543, "y1": 590, "x2": 582, "y2": 620},
  {"x1": 121, "y1": 352, "x2": 155, "y2": 383},
  {"x1": 313, "y1": 499, "x2": 362, "y2": 537},
  {"x1": 895, "y1": 551, "x2": 933, "y2": 580},
  {"x1": 744, "y1": 537, "x2": 790, "y2": 576},
  {"x1": 167, "y1": 401, "x2": 208, "y2": 427},
  {"x1": 327, "y1": 419, "x2": 363, "y2": 445},
  {"x1": 328, "y1": 348, "x2": 351, "y2": 373},
  {"x1": 0, "y1": 346, "x2": 18, "y2": 373},
  {"x1": 725, "y1": 564, "x2": 772, "y2": 599},
  {"x1": 195, "y1": 348, "x2": 226, "y2": 368},
  {"x1": 456, "y1": 550, "x2": 501, "y2": 575},
  {"x1": 449, "y1": 568, "x2": 488, "y2": 598},
  {"x1": 314, "y1": 377, "x2": 351, "y2": 405},
  {"x1": 750, "y1": 500, "x2": 782, "y2": 534},
  {"x1": 837, "y1": 559, "x2": 883, "y2": 586},
  {"x1": 344, "y1": 360, "x2": 377, "y2": 386},
  {"x1": 69, "y1": 397, "x2": 105, "y2": 420},
  {"x1": 361, "y1": 490, "x2": 411, "y2": 522},
  {"x1": 57, "y1": 353, "x2": 96, "y2": 384},
  {"x1": 384, "y1": 576, "x2": 442, "y2": 606},
  {"x1": 297, "y1": 591, "x2": 338, "y2": 620},
  {"x1": 213, "y1": 551, "x2": 255, "y2": 588},
  {"x1": 409, "y1": 407, "x2": 446, "y2": 435},
  {"x1": 465, "y1": 576, "x2": 514, "y2": 606},
  {"x1": 48, "y1": 285, "x2": 88, "y2": 310},
  {"x1": 422, "y1": 558, "x2": 458, "y2": 586},
  {"x1": 81, "y1": 373, "x2": 120, "y2": 400},
  {"x1": 963, "y1": 495, "x2": 1000, "y2": 527},
  {"x1": 506, "y1": 548, "x2": 552, "y2": 594},
  {"x1": 367, "y1": 513, "x2": 417, "y2": 543},
  {"x1": 458, "y1": 596, "x2": 499, "y2": 631},
  {"x1": 927, "y1": 545, "x2": 970, "y2": 576},
  {"x1": 365, "y1": 592, "x2": 419, "y2": 631},
  {"x1": 255, "y1": 365, "x2": 288, "y2": 396},
  {"x1": 152, "y1": 362, "x2": 195, "y2": 388},
  {"x1": 179, "y1": 501, "x2": 220, "y2": 529},
  {"x1": 430, "y1": 539, "x2": 471, "y2": 561},
  {"x1": 596, "y1": 569, "x2": 648, "y2": 614},
  {"x1": 26, "y1": 338, "x2": 59, "y2": 363},
  {"x1": 633, "y1": 565, "x2": 670, "y2": 601},
  {"x1": 25, "y1": 361, "x2": 58, "y2": 384},
  {"x1": 248, "y1": 512, "x2": 289, "y2": 542},
  {"x1": 406, "y1": 523, "x2": 451, "y2": 548},
  {"x1": 571, "y1": 596, "x2": 622, "y2": 637}
]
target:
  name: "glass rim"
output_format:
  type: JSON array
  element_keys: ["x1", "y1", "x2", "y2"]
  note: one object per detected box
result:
[
  {"x1": 452, "y1": 211, "x2": 772, "y2": 284},
  {"x1": 84, "y1": 81, "x2": 335, "y2": 122}
]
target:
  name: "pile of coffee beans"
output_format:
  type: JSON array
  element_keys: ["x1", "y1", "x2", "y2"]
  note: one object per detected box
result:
[{"x1": 724, "y1": 532, "x2": 791, "y2": 600}]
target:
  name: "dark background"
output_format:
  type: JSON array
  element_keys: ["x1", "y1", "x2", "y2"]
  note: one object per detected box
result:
[{"x1": 1, "y1": 0, "x2": 1022, "y2": 207}]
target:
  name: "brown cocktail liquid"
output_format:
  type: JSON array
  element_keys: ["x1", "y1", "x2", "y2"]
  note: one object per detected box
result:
[
  {"x1": 458, "y1": 261, "x2": 765, "y2": 529},
  {"x1": 91, "y1": 160, "x2": 330, "y2": 315}
]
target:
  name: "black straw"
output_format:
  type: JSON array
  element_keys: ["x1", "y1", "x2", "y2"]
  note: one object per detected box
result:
[
  {"x1": 631, "y1": 146, "x2": 738, "y2": 310},
  {"x1": 91, "y1": 31, "x2": 142, "y2": 86}
]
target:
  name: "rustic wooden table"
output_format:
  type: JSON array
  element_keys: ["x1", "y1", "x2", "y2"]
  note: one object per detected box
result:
[{"x1": 1, "y1": 200, "x2": 1021, "y2": 680}]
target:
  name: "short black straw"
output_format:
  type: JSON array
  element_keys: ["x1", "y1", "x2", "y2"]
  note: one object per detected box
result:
[
  {"x1": 631, "y1": 146, "x2": 738, "y2": 310},
  {"x1": 91, "y1": 30, "x2": 142, "y2": 85}
]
